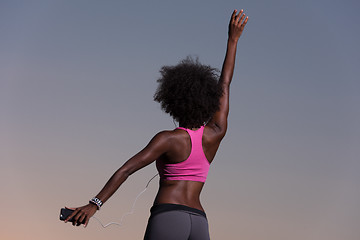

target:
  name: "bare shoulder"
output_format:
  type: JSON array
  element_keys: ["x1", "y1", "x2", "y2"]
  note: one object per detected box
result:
[
  {"x1": 152, "y1": 129, "x2": 175, "y2": 143},
  {"x1": 156, "y1": 128, "x2": 186, "y2": 138},
  {"x1": 155, "y1": 128, "x2": 191, "y2": 162},
  {"x1": 152, "y1": 129, "x2": 186, "y2": 146}
]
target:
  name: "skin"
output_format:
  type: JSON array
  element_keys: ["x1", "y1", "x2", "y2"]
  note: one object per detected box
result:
[{"x1": 65, "y1": 9, "x2": 248, "y2": 227}]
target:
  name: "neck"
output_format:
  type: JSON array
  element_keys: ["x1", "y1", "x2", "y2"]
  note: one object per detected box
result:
[
  {"x1": 179, "y1": 121, "x2": 204, "y2": 130},
  {"x1": 179, "y1": 125, "x2": 201, "y2": 130}
]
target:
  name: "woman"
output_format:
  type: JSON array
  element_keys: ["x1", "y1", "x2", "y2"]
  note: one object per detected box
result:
[{"x1": 65, "y1": 9, "x2": 248, "y2": 239}]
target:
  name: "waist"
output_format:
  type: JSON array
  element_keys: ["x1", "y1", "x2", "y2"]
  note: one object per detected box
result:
[{"x1": 150, "y1": 203, "x2": 207, "y2": 218}]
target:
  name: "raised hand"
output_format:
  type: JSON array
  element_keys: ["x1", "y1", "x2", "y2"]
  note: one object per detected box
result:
[
  {"x1": 207, "y1": 9, "x2": 249, "y2": 135},
  {"x1": 228, "y1": 9, "x2": 248, "y2": 42}
]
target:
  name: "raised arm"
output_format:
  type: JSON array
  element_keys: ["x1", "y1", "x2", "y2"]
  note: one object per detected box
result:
[
  {"x1": 65, "y1": 131, "x2": 171, "y2": 227},
  {"x1": 208, "y1": 9, "x2": 248, "y2": 137}
]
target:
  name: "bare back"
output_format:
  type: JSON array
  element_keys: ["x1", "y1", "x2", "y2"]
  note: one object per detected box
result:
[{"x1": 153, "y1": 125, "x2": 223, "y2": 211}]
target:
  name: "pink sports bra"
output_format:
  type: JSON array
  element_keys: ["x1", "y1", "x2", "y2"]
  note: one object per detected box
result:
[{"x1": 156, "y1": 126, "x2": 210, "y2": 182}]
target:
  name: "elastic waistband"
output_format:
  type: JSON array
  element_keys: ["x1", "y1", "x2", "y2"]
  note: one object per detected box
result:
[{"x1": 150, "y1": 203, "x2": 207, "y2": 218}]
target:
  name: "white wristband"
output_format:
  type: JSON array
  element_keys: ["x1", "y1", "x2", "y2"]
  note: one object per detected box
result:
[{"x1": 89, "y1": 197, "x2": 103, "y2": 210}]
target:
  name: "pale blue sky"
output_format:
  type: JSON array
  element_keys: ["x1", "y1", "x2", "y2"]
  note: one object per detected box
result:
[{"x1": 1, "y1": 0, "x2": 359, "y2": 239}]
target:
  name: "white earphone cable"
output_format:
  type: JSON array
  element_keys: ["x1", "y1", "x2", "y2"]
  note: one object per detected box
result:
[{"x1": 92, "y1": 173, "x2": 159, "y2": 228}]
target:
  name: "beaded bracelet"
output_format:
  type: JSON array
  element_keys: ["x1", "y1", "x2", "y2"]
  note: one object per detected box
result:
[{"x1": 89, "y1": 197, "x2": 103, "y2": 210}]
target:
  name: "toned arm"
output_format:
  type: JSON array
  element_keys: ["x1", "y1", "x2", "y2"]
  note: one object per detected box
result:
[
  {"x1": 207, "y1": 9, "x2": 248, "y2": 138},
  {"x1": 65, "y1": 131, "x2": 171, "y2": 226},
  {"x1": 95, "y1": 131, "x2": 171, "y2": 203}
]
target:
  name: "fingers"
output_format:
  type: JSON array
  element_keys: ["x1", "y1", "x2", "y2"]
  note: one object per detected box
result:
[
  {"x1": 234, "y1": 9, "x2": 243, "y2": 23},
  {"x1": 231, "y1": 9, "x2": 237, "y2": 23},
  {"x1": 84, "y1": 216, "x2": 90, "y2": 228},
  {"x1": 64, "y1": 207, "x2": 87, "y2": 226},
  {"x1": 234, "y1": 9, "x2": 246, "y2": 26},
  {"x1": 64, "y1": 207, "x2": 78, "y2": 223},
  {"x1": 239, "y1": 13, "x2": 246, "y2": 25},
  {"x1": 228, "y1": 9, "x2": 248, "y2": 41},
  {"x1": 78, "y1": 213, "x2": 86, "y2": 226},
  {"x1": 241, "y1": 16, "x2": 249, "y2": 30},
  {"x1": 72, "y1": 210, "x2": 86, "y2": 226}
]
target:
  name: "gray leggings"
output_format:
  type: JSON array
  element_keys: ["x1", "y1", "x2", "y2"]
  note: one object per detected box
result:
[{"x1": 144, "y1": 204, "x2": 210, "y2": 240}]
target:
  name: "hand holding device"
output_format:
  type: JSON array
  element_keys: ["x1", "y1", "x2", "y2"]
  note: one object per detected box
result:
[{"x1": 60, "y1": 204, "x2": 97, "y2": 227}]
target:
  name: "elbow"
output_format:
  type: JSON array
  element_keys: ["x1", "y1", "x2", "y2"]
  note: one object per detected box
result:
[
  {"x1": 115, "y1": 167, "x2": 131, "y2": 181},
  {"x1": 120, "y1": 161, "x2": 145, "y2": 177}
]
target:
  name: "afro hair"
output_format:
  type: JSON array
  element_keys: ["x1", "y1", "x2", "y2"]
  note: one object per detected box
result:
[{"x1": 154, "y1": 56, "x2": 222, "y2": 128}]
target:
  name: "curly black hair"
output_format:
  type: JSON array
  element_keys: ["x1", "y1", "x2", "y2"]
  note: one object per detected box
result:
[{"x1": 154, "y1": 56, "x2": 222, "y2": 128}]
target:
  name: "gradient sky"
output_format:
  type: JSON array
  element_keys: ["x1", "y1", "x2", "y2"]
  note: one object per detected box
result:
[{"x1": 1, "y1": 0, "x2": 359, "y2": 239}]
